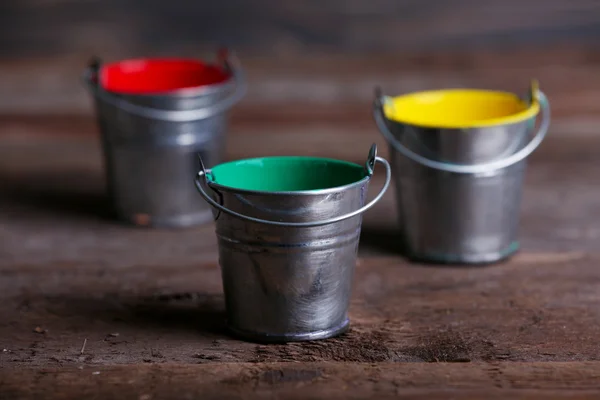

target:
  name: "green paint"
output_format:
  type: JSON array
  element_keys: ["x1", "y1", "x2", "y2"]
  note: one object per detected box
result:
[{"x1": 208, "y1": 156, "x2": 367, "y2": 192}]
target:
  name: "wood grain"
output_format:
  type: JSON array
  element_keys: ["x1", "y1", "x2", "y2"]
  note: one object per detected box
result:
[
  {"x1": 3, "y1": 0, "x2": 600, "y2": 59},
  {"x1": 2, "y1": 44, "x2": 600, "y2": 119},
  {"x1": 0, "y1": 117, "x2": 599, "y2": 267},
  {"x1": 0, "y1": 135, "x2": 598, "y2": 397},
  {"x1": 1, "y1": 67, "x2": 599, "y2": 397},
  {"x1": 0, "y1": 130, "x2": 599, "y2": 370},
  {"x1": 1, "y1": 251, "x2": 600, "y2": 367},
  {"x1": 2, "y1": 0, "x2": 600, "y2": 120},
  {"x1": 2, "y1": 363, "x2": 600, "y2": 399}
]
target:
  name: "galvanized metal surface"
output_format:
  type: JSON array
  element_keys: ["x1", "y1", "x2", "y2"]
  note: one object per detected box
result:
[
  {"x1": 374, "y1": 88, "x2": 551, "y2": 264},
  {"x1": 195, "y1": 146, "x2": 390, "y2": 342},
  {"x1": 85, "y1": 52, "x2": 246, "y2": 228}
]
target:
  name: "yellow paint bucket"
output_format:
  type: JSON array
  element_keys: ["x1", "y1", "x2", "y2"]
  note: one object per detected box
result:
[{"x1": 373, "y1": 81, "x2": 550, "y2": 264}]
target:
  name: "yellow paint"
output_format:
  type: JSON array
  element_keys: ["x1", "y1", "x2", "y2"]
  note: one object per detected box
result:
[{"x1": 383, "y1": 89, "x2": 540, "y2": 129}]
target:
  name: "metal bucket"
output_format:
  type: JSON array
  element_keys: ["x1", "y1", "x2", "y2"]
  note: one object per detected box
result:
[
  {"x1": 194, "y1": 144, "x2": 391, "y2": 342},
  {"x1": 373, "y1": 81, "x2": 551, "y2": 264},
  {"x1": 84, "y1": 49, "x2": 246, "y2": 228}
]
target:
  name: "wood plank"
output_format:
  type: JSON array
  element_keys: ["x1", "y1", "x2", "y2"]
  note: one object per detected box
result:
[
  {"x1": 2, "y1": 44, "x2": 600, "y2": 116},
  {"x1": 0, "y1": 130, "x2": 598, "y2": 396},
  {"x1": 2, "y1": 0, "x2": 599, "y2": 59},
  {"x1": 2, "y1": 362, "x2": 600, "y2": 399},
  {"x1": 1, "y1": 252, "x2": 600, "y2": 367},
  {"x1": 0, "y1": 126, "x2": 598, "y2": 266}
]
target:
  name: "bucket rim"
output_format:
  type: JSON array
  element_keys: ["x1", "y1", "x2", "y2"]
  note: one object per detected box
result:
[
  {"x1": 206, "y1": 156, "x2": 371, "y2": 196},
  {"x1": 99, "y1": 57, "x2": 235, "y2": 97},
  {"x1": 383, "y1": 88, "x2": 540, "y2": 129}
]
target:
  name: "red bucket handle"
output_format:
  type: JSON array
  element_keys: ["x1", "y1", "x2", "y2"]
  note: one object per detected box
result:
[{"x1": 83, "y1": 49, "x2": 246, "y2": 122}]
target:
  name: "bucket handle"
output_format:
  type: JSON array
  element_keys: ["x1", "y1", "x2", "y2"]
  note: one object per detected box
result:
[
  {"x1": 373, "y1": 82, "x2": 551, "y2": 174},
  {"x1": 193, "y1": 144, "x2": 392, "y2": 227},
  {"x1": 82, "y1": 49, "x2": 246, "y2": 122}
]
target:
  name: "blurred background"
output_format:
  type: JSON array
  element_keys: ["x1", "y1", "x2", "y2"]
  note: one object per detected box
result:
[
  {"x1": 1, "y1": 0, "x2": 600, "y2": 262},
  {"x1": 2, "y1": 1, "x2": 600, "y2": 157}
]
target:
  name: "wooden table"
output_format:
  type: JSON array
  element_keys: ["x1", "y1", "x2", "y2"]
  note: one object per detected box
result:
[{"x1": 2, "y1": 50, "x2": 600, "y2": 398}]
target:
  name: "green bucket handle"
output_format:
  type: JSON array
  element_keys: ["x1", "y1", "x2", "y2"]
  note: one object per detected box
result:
[
  {"x1": 83, "y1": 49, "x2": 246, "y2": 122},
  {"x1": 373, "y1": 84, "x2": 551, "y2": 174},
  {"x1": 194, "y1": 144, "x2": 392, "y2": 227}
]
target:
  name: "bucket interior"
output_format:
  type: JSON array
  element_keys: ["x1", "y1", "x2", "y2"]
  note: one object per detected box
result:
[
  {"x1": 384, "y1": 89, "x2": 539, "y2": 128},
  {"x1": 208, "y1": 157, "x2": 367, "y2": 192},
  {"x1": 100, "y1": 58, "x2": 230, "y2": 94}
]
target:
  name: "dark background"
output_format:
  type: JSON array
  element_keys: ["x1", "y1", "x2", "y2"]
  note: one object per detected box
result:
[
  {"x1": 1, "y1": 0, "x2": 600, "y2": 118},
  {"x1": 3, "y1": 0, "x2": 600, "y2": 58}
]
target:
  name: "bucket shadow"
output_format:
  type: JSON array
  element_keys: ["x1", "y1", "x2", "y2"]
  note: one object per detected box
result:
[
  {"x1": 0, "y1": 170, "x2": 114, "y2": 222},
  {"x1": 403, "y1": 254, "x2": 515, "y2": 269},
  {"x1": 359, "y1": 227, "x2": 509, "y2": 269},
  {"x1": 45, "y1": 292, "x2": 228, "y2": 337},
  {"x1": 359, "y1": 226, "x2": 405, "y2": 256},
  {"x1": 128, "y1": 293, "x2": 228, "y2": 336}
]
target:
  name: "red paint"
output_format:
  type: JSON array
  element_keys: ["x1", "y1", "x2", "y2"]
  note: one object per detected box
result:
[{"x1": 100, "y1": 58, "x2": 230, "y2": 95}]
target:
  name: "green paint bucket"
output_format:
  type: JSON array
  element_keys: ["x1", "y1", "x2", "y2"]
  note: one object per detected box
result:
[{"x1": 194, "y1": 144, "x2": 391, "y2": 342}]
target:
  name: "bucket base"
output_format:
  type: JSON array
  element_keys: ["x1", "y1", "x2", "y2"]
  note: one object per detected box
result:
[
  {"x1": 120, "y1": 210, "x2": 214, "y2": 229},
  {"x1": 227, "y1": 318, "x2": 350, "y2": 343},
  {"x1": 406, "y1": 241, "x2": 520, "y2": 266}
]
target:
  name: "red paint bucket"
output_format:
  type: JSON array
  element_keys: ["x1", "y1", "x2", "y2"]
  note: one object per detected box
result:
[{"x1": 84, "y1": 50, "x2": 246, "y2": 228}]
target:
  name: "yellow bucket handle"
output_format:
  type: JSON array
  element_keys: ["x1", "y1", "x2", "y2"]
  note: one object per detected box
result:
[{"x1": 373, "y1": 82, "x2": 550, "y2": 174}]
